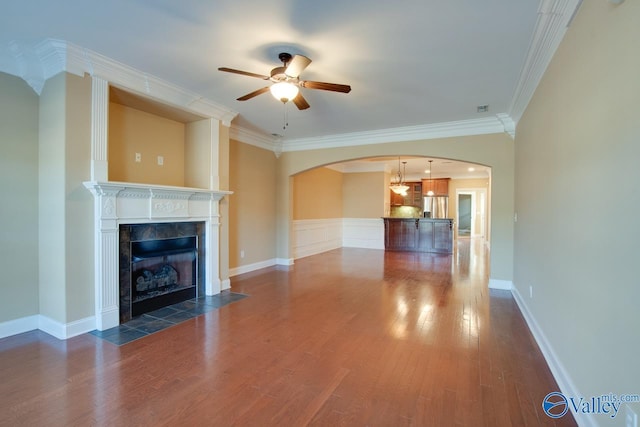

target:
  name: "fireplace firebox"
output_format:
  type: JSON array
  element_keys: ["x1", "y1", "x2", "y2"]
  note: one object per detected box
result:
[
  {"x1": 119, "y1": 222, "x2": 206, "y2": 324},
  {"x1": 131, "y1": 236, "x2": 197, "y2": 317}
]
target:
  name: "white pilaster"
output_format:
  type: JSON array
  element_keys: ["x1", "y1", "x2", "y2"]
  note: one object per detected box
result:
[
  {"x1": 91, "y1": 77, "x2": 109, "y2": 181},
  {"x1": 85, "y1": 184, "x2": 123, "y2": 330},
  {"x1": 209, "y1": 118, "x2": 221, "y2": 190}
]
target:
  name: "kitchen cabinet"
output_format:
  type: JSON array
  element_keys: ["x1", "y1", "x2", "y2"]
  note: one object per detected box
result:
[
  {"x1": 383, "y1": 218, "x2": 419, "y2": 251},
  {"x1": 422, "y1": 178, "x2": 449, "y2": 196},
  {"x1": 408, "y1": 182, "x2": 422, "y2": 206},
  {"x1": 383, "y1": 218, "x2": 453, "y2": 253},
  {"x1": 390, "y1": 190, "x2": 404, "y2": 206},
  {"x1": 390, "y1": 182, "x2": 422, "y2": 206}
]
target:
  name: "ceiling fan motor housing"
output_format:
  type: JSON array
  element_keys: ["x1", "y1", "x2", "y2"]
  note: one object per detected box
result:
[
  {"x1": 270, "y1": 66, "x2": 289, "y2": 82},
  {"x1": 278, "y1": 52, "x2": 293, "y2": 64}
]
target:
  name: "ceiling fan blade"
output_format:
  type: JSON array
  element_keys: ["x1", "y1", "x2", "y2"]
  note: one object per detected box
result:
[
  {"x1": 285, "y1": 55, "x2": 312, "y2": 78},
  {"x1": 218, "y1": 67, "x2": 270, "y2": 80},
  {"x1": 292, "y1": 93, "x2": 310, "y2": 110},
  {"x1": 300, "y1": 80, "x2": 351, "y2": 93},
  {"x1": 237, "y1": 86, "x2": 270, "y2": 101}
]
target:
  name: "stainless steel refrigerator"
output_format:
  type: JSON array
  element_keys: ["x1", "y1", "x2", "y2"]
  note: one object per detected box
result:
[{"x1": 423, "y1": 196, "x2": 449, "y2": 218}]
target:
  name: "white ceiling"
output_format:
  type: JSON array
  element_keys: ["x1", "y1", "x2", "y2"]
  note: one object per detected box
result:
[{"x1": 0, "y1": 0, "x2": 556, "y2": 144}]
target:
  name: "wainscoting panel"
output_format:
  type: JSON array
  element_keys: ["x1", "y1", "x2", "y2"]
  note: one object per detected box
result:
[
  {"x1": 342, "y1": 218, "x2": 385, "y2": 250},
  {"x1": 230, "y1": 218, "x2": 384, "y2": 277},
  {"x1": 293, "y1": 219, "x2": 343, "y2": 259}
]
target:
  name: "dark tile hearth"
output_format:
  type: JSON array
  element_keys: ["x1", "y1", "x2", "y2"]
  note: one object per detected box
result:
[{"x1": 90, "y1": 292, "x2": 248, "y2": 345}]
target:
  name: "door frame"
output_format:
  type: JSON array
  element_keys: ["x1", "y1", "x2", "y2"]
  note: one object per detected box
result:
[{"x1": 456, "y1": 188, "x2": 487, "y2": 238}]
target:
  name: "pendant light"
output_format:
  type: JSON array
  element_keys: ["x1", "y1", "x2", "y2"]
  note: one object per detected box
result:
[
  {"x1": 390, "y1": 157, "x2": 410, "y2": 195},
  {"x1": 426, "y1": 160, "x2": 435, "y2": 196}
]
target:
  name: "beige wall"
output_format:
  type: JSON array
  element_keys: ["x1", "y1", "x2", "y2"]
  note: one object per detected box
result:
[
  {"x1": 108, "y1": 102, "x2": 185, "y2": 186},
  {"x1": 218, "y1": 125, "x2": 230, "y2": 282},
  {"x1": 514, "y1": 0, "x2": 640, "y2": 418},
  {"x1": 38, "y1": 73, "x2": 94, "y2": 323},
  {"x1": 293, "y1": 167, "x2": 343, "y2": 220},
  {"x1": 38, "y1": 73, "x2": 68, "y2": 322},
  {"x1": 185, "y1": 119, "x2": 213, "y2": 189},
  {"x1": 228, "y1": 139, "x2": 277, "y2": 269},
  {"x1": 278, "y1": 134, "x2": 514, "y2": 281},
  {"x1": 64, "y1": 74, "x2": 94, "y2": 322},
  {"x1": 342, "y1": 172, "x2": 387, "y2": 218},
  {"x1": 0, "y1": 72, "x2": 40, "y2": 323}
]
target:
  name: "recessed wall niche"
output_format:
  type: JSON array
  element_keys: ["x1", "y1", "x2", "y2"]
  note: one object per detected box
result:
[{"x1": 108, "y1": 86, "x2": 213, "y2": 189}]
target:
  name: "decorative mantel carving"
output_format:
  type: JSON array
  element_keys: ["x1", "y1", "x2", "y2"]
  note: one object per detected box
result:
[{"x1": 83, "y1": 181, "x2": 231, "y2": 220}]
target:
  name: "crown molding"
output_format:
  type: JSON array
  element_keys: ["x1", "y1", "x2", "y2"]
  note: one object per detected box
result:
[
  {"x1": 496, "y1": 113, "x2": 516, "y2": 138},
  {"x1": 280, "y1": 116, "x2": 509, "y2": 152},
  {"x1": 508, "y1": 0, "x2": 583, "y2": 125},
  {"x1": 229, "y1": 125, "x2": 279, "y2": 153},
  {"x1": 0, "y1": 39, "x2": 238, "y2": 125}
]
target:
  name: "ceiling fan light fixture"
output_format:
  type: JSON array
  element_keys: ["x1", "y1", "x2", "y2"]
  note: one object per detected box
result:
[{"x1": 270, "y1": 82, "x2": 299, "y2": 103}]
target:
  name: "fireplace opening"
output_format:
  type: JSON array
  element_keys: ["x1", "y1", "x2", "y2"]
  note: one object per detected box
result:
[{"x1": 131, "y1": 236, "x2": 197, "y2": 317}]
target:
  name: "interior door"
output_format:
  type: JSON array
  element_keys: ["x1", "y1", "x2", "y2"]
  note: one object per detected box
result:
[{"x1": 458, "y1": 194, "x2": 472, "y2": 236}]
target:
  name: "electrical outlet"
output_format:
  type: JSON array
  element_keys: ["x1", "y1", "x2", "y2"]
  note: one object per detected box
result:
[
  {"x1": 529, "y1": 285, "x2": 533, "y2": 298},
  {"x1": 135, "y1": 152, "x2": 141, "y2": 163},
  {"x1": 157, "y1": 155, "x2": 164, "y2": 166},
  {"x1": 627, "y1": 405, "x2": 638, "y2": 427},
  {"x1": 240, "y1": 250, "x2": 245, "y2": 259}
]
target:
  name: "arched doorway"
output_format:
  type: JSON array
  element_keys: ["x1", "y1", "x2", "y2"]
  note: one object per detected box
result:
[
  {"x1": 275, "y1": 133, "x2": 513, "y2": 289},
  {"x1": 289, "y1": 156, "x2": 491, "y2": 260}
]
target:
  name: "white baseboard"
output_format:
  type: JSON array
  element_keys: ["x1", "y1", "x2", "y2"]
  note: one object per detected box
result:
[
  {"x1": 295, "y1": 240, "x2": 342, "y2": 259},
  {"x1": 38, "y1": 315, "x2": 96, "y2": 340},
  {"x1": 229, "y1": 259, "x2": 278, "y2": 277},
  {"x1": 488, "y1": 279, "x2": 513, "y2": 290},
  {"x1": 0, "y1": 315, "x2": 39, "y2": 339},
  {"x1": 511, "y1": 286, "x2": 595, "y2": 427},
  {"x1": 276, "y1": 258, "x2": 294, "y2": 266},
  {"x1": 1, "y1": 314, "x2": 96, "y2": 340},
  {"x1": 221, "y1": 279, "x2": 231, "y2": 290}
]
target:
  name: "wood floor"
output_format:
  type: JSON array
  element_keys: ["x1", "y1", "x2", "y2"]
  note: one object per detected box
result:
[{"x1": 0, "y1": 239, "x2": 576, "y2": 426}]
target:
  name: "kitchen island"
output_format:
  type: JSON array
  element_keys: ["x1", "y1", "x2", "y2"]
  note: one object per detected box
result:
[{"x1": 382, "y1": 217, "x2": 453, "y2": 253}]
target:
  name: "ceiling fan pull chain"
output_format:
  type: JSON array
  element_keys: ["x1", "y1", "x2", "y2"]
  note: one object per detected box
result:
[{"x1": 283, "y1": 103, "x2": 288, "y2": 130}]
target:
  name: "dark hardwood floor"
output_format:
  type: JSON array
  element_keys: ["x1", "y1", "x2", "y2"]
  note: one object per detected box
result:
[{"x1": 0, "y1": 239, "x2": 576, "y2": 426}]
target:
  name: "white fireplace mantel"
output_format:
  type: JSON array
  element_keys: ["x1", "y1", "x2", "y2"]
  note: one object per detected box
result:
[{"x1": 84, "y1": 181, "x2": 232, "y2": 330}]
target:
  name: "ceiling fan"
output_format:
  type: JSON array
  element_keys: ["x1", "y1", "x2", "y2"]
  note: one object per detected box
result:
[{"x1": 218, "y1": 52, "x2": 351, "y2": 110}]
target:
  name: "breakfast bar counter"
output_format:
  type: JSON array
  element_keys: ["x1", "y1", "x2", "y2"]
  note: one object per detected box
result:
[{"x1": 382, "y1": 217, "x2": 453, "y2": 253}]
